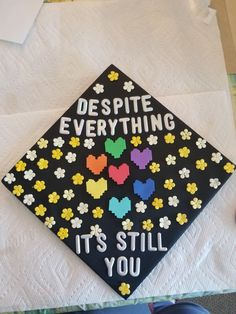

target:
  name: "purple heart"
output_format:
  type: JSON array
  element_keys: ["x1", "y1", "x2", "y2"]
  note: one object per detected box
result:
[{"x1": 130, "y1": 148, "x2": 152, "y2": 170}]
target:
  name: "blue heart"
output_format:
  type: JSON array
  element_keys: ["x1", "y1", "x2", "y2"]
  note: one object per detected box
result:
[
  {"x1": 108, "y1": 197, "x2": 131, "y2": 219},
  {"x1": 133, "y1": 179, "x2": 155, "y2": 200}
]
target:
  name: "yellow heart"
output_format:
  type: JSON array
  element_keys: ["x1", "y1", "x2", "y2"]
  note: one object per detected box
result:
[{"x1": 86, "y1": 178, "x2": 108, "y2": 199}]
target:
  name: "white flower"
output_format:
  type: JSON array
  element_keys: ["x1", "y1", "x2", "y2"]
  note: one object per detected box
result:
[
  {"x1": 147, "y1": 134, "x2": 158, "y2": 145},
  {"x1": 179, "y1": 167, "x2": 190, "y2": 179},
  {"x1": 211, "y1": 152, "x2": 223, "y2": 164},
  {"x1": 123, "y1": 81, "x2": 134, "y2": 92},
  {"x1": 63, "y1": 189, "x2": 75, "y2": 200},
  {"x1": 180, "y1": 129, "x2": 192, "y2": 140},
  {"x1": 168, "y1": 196, "x2": 179, "y2": 207},
  {"x1": 90, "y1": 224, "x2": 102, "y2": 237},
  {"x1": 122, "y1": 219, "x2": 134, "y2": 231},
  {"x1": 190, "y1": 197, "x2": 202, "y2": 209},
  {"x1": 37, "y1": 138, "x2": 48, "y2": 149},
  {"x1": 196, "y1": 138, "x2": 206, "y2": 149},
  {"x1": 209, "y1": 178, "x2": 221, "y2": 189},
  {"x1": 65, "y1": 152, "x2": 76, "y2": 163},
  {"x1": 71, "y1": 217, "x2": 83, "y2": 229},
  {"x1": 159, "y1": 216, "x2": 171, "y2": 229},
  {"x1": 24, "y1": 169, "x2": 35, "y2": 181},
  {"x1": 23, "y1": 194, "x2": 35, "y2": 206},
  {"x1": 166, "y1": 154, "x2": 176, "y2": 165},
  {"x1": 26, "y1": 150, "x2": 37, "y2": 161},
  {"x1": 77, "y1": 202, "x2": 89, "y2": 214},
  {"x1": 93, "y1": 83, "x2": 104, "y2": 94},
  {"x1": 135, "y1": 201, "x2": 147, "y2": 213},
  {"x1": 44, "y1": 216, "x2": 56, "y2": 228},
  {"x1": 53, "y1": 136, "x2": 65, "y2": 148},
  {"x1": 54, "y1": 167, "x2": 65, "y2": 179},
  {"x1": 3, "y1": 173, "x2": 16, "y2": 184},
  {"x1": 83, "y1": 138, "x2": 95, "y2": 149}
]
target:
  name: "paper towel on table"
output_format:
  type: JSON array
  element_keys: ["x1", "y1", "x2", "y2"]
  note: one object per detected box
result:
[{"x1": 0, "y1": 0, "x2": 236, "y2": 312}]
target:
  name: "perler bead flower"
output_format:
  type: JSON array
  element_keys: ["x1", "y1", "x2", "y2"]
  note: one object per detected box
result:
[
  {"x1": 37, "y1": 158, "x2": 48, "y2": 170},
  {"x1": 223, "y1": 162, "x2": 235, "y2": 174},
  {"x1": 4, "y1": 173, "x2": 16, "y2": 184},
  {"x1": 93, "y1": 83, "x2": 104, "y2": 94},
  {"x1": 48, "y1": 192, "x2": 60, "y2": 204},
  {"x1": 26, "y1": 150, "x2": 37, "y2": 161},
  {"x1": 69, "y1": 136, "x2": 80, "y2": 148},
  {"x1": 37, "y1": 138, "x2": 48, "y2": 149},
  {"x1": 65, "y1": 152, "x2": 76, "y2": 163},
  {"x1": 130, "y1": 136, "x2": 142, "y2": 147},
  {"x1": 164, "y1": 179, "x2": 175, "y2": 190},
  {"x1": 53, "y1": 136, "x2": 65, "y2": 148},
  {"x1": 176, "y1": 213, "x2": 188, "y2": 225},
  {"x1": 149, "y1": 162, "x2": 160, "y2": 173},
  {"x1": 159, "y1": 216, "x2": 171, "y2": 229},
  {"x1": 84, "y1": 138, "x2": 95, "y2": 149},
  {"x1": 196, "y1": 159, "x2": 207, "y2": 171},
  {"x1": 34, "y1": 180, "x2": 46, "y2": 192},
  {"x1": 142, "y1": 219, "x2": 154, "y2": 231},
  {"x1": 23, "y1": 194, "x2": 35, "y2": 206},
  {"x1": 211, "y1": 152, "x2": 223, "y2": 164},
  {"x1": 135, "y1": 201, "x2": 147, "y2": 213},
  {"x1": 147, "y1": 134, "x2": 158, "y2": 145},
  {"x1": 178, "y1": 147, "x2": 190, "y2": 158},
  {"x1": 190, "y1": 198, "x2": 202, "y2": 209},
  {"x1": 209, "y1": 178, "x2": 221, "y2": 189},
  {"x1": 118, "y1": 282, "x2": 131, "y2": 296},
  {"x1": 72, "y1": 172, "x2": 84, "y2": 185},
  {"x1": 71, "y1": 217, "x2": 83, "y2": 229},
  {"x1": 92, "y1": 207, "x2": 104, "y2": 219},
  {"x1": 196, "y1": 138, "x2": 206, "y2": 149},
  {"x1": 90, "y1": 224, "x2": 102, "y2": 237},
  {"x1": 178, "y1": 167, "x2": 190, "y2": 179},
  {"x1": 123, "y1": 81, "x2": 134, "y2": 92},
  {"x1": 152, "y1": 197, "x2": 164, "y2": 209},
  {"x1": 164, "y1": 133, "x2": 175, "y2": 144},
  {"x1": 63, "y1": 189, "x2": 75, "y2": 200},
  {"x1": 35, "y1": 204, "x2": 47, "y2": 216},
  {"x1": 168, "y1": 196, "x2": 179, "y2": 207},
  {"x1": 180, "y1": 129, "x2": 192, "y2": 140},
  {"x1": 57, "y1": 227, "x2": 69, "y2": 240},
  {"x1": 186, "y1": 183, "x2": 198, "y2": 195},
  {"x1": 44, "y1": 216, "x2": 56, "y2": 228},
  {"x1": 24, "y1": 169, "x2": 35, "y2": 181},
  {"x1": 52, "y1": 148, "x2": 63, "y2": 160},
  {"x1": 108, "y1": 70, "x2": 119, "y2": 81},
  {"x1": 122, "y1": 218, "x2": 134, "y2": 231},
  {"x1": 165, "y1": 154, "x2": 176, "y2": 165},
  {"x1": 15, "y1": 160, "x2": 26, "y2": 172},
  {"x1": 77, "y1": 202, "x2": 89, "y2": 214},
  {"x1": 54, "y1": 167, "x2": 65, "y2": 179},
  {"x1": 61, "y1": 208, "x2": 74, "y2": 221},
  {"x1": 13, "y1": 185, "x2": 24, "y2": 196}
]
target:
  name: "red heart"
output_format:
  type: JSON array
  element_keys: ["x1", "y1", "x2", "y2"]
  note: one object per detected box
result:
[
  {"x1": 86, "y1": 154, "x2": 107, "y2": 175},
  {"x1": 108, "y1": 163, "x2": 130, "y2": 185}
]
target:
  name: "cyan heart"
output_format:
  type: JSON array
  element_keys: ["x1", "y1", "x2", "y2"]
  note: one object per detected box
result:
[
  {"x1": 130, "y1": 148, "x2": 152, "y2": 170},
  {"x1": 108, "y1": 197, "x2": 131, "y2": 219},
  {"x1": 133, "y1": 179, "x2": 155, "y2": 200}
]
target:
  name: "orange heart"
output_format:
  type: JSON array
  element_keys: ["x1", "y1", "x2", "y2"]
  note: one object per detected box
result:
[{"x1": 86, "y1": 154, "x2": 107, "y2": 175}]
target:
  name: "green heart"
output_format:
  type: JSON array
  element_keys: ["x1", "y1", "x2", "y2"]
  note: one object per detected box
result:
[{"x1": 104, "y1": 137, "x2": 127, "y2": 159}]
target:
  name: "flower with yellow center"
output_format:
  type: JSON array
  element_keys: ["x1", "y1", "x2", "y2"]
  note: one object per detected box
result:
[
  {"x1": 13, "y1": 185, "x2": 24, "y2": 196},
  {"x1": 48, "y1": 192, "x2": 60, "y2": 204},
  {"x1": 34, "y1": 180, "x2": 46, "y2": 192},
  {"x1": 223, "y1": 162, "x2": 235, "y2": 174},
  {"x1": 69, "y1": 137, "x2": 80, "y2": 148},
  {"x1": 196, "y1": 159, "x2": 207, "y2": 170},
  {"x1": 149, "y1": 162, "x2": 160, "y2": 173},
  {"x1": 130, "y1": 136, "x2": 142, "y2": 147},
  {"x1": 37, "y1": 158, "x2": 48, "y2": 170},
  {"x1": 190, "y1": 197, "x2": 202, "y2": 209},
  {"x1": 176, "y1": 213, "x2": 188, "y2": 225},
  {"x1": 186, "y1": 183, "x2": 198, "y2": 195},
  {"x1": 52, "y1": 148, "x2": 63, "y2": 160},
  {"x1": 37, "y1": 138, "x2": 48, "y2": 149},
  {"x1": 108, "y1": 70, "x2": 119, "y2": 81},
  {"x1": 164, "y1": 179, "x2": 175, "y2": 190},
  {"x1": 57, "y1": 227, "x2": 69, "y2": 240},
  {"x1": 72, "y1": 172, "x2": 84, "y2": 185},
  {"x1": 61, "y1": 208, "x2": 74, "y2": 221},
  {"x1": 164, "y1": 133, "x2": 175, "y2": 144},
  {"x1": 142, "y1": 219, "x2": 154, "y2": 231},
  {"x1": 92, "y1": 207, "x2": 104, "y2": 219},
  {"x1": 152, "y1": 197, "x2": 164, "y2": 209},
  {"x1": 118, "y1": 282, "x2": 131, "y2": 296},
  {"x1": 34, "y1": 204, "x2": 47, "y2": 216},
  {"x1": 15, "y1": 160, "x2": 26, "y2": 172},
  {"x1": 178, "y1": 147, "x2": 190, "y2": 158}
]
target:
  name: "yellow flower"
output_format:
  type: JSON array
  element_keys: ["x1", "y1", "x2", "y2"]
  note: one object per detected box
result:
[
  {"x1": 48, "y1": 192, "x2": 60, "y2": 204},
  {"x1": 92, "y1": 207, "x2": 104, "y2": 219},
  {"x1": 178, "y1": 147, "x2": 190, "y2": 158},
  {"x1": 130, "y1": 136, "x2": 142, "y2": 147},
  {"x1": 142, "y1": 219, "x2": 154, "y2": 231},
  {"x1": 190, "y1": 197, "x2": 202, "y2": 209},
  {"x1": 69, "y1": 136, "x2": 80, "y2": 148},
  {"x1": 152, "y1": 197, "x2": 163, "y2": 209},
  {"x1": 164, "y1": 133, "x2": 175, "y2": 144},
  {"x1": 34, "y1": 204, "x2": 47, "y2": 216},
  {"x1": 57, "y1": 227, "x2": 69, "y2": 240},
  {"x1": 149, "y1": 162, "x2": 160, "y2": 173},
  {"x1": 223, "y1": 162, "x2": 235, "y2": 174},
  {"x1": 33, "y1": 180, "x2": 46, "y2": 192},
  {"x1": 52, "y1": 148, "x2": 63, "y2": 160},
  {"x1": 176, "y1": 213, "x2": 188, "y2": 225},
  {"x1": 186, "y1": 183, "x2": 198, "y2": 194},
  {"x1": 61, "y1": 208, "x2": 74, "y2": 221},
  {"x1": 37, "y1": 138, "x2": 48, "y2": 149},
  {"x1": 196, "y1": 159, "x2": 207, "y2": 170},
  {"x1": 164, "y1": 179, "x2": 175, "y2": 190},
  {"x1": 108, "y1": 70, "x2": 119, "y2": 81},
  {"x1": 72, "y1": 172, "x2": 84, "y2": 185},
  {"x1": 118, "y1": 282, "x2": 130, "y2": 296},
  {"x1": 37, "y1": 158, "x2": 48, "y2": 170},
  {"x1": 15, "y1": 160, "x2": 26, "y2": 172},
  {"x1": 13, "y1": 185, "x2": 24, "y2": 196}
]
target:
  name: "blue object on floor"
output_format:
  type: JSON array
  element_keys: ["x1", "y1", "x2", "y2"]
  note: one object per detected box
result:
[
  {"x1": 83, "y1": 303, "x2": 150, "y2": 314},
  {"x1": 152, "y1": 301, "x2": 210, "y2": 314}
]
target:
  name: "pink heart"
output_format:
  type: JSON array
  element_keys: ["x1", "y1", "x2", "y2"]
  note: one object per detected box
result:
[{"x1": 108, "y1": 163, "x2": 130, "y2": 185}]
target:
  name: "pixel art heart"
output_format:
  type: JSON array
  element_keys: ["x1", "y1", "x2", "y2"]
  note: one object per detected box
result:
[
  {"x1": 108, "y1": 197, "x2": 131, "y2": 219},
  {"x1": 131, "y1": 148, "x2": 152, "y2": 170},
  {"x1": 86, "y1": 154, "x2": 107, "y2": 175},
  {"x1": 108, "y1": 163, "x2": 130, "y2": 185},
  {"x1": 105, "y1": 137, "x2": 126, "y2": 159},
  {"x1": 133, "y1": 179, "x2": 155, "y2": 200},
  {"x1": 86, "y1": 178, "x2": 108, "y2": 199}
]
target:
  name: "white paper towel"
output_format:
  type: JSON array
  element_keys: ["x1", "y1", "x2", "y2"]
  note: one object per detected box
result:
[{"x1": 0, "y1": 0, "x2": 236, "y2": 312}]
